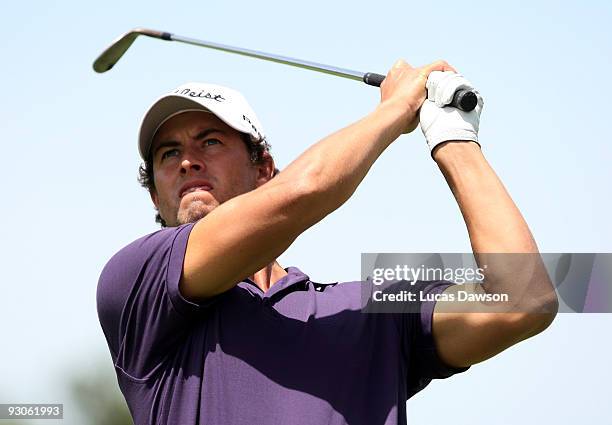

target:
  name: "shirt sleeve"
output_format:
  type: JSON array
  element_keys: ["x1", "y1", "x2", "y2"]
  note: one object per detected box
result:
[
  {"x1": 96, "y1": 222, "x2": 215, "y2": 381},
  {"x1": 402, "y1": 280, "x2": 470, "y2": 399}
]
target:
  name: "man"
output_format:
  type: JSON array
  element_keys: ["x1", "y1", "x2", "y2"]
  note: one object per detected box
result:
[{"x1": 97, "y1": 59, "x2": 558, "y2": 425}]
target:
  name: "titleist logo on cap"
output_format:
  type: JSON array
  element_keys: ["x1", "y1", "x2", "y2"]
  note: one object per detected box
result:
[{"x1": 174, "y1": 88, "x2": 226, "y2": 102}]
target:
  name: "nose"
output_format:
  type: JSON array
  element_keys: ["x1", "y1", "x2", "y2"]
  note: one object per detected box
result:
[{"x1": 180, "y1": 157, "x2": 204, "y2": 175}]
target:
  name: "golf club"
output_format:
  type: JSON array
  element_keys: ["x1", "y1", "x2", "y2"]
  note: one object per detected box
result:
[{"x1": 93, "y1": 28, "x2": 477, "y2": 112}]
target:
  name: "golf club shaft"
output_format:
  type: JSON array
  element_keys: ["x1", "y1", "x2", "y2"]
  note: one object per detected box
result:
[
  {"x1": 93, "y1": 28, "x2": 477, "y2": 111},
  {"x1": 173, "y1": 34, "x2": 367, "y2": 82}
]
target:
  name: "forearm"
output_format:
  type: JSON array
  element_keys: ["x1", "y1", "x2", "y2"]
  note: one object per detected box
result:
[
  {"x1": 268, "y1": 101, "x2": 408, "y2": 224},
  {"x1": 434, "y1": 142, "x2": 557, "y2": 314},
  {"x1": 434, "y1": 141, "x2": 536, "y2": 253}
]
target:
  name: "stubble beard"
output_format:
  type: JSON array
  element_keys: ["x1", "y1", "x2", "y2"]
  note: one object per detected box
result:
[{"x1": 176, "y1": 199, "x2": 218, "y2": 225}]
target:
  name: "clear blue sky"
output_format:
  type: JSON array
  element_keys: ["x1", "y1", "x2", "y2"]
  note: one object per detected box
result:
[{"x1": 1, "y1": 1, "x2": 610, "y2": 423}]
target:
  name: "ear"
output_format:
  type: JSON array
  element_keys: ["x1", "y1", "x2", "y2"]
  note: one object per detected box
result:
[{"x1": 255, "y1": 155, "x2": 276, "y2": 188}]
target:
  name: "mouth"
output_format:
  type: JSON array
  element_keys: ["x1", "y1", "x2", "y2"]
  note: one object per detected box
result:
[{"x1": 179, "y1": 182, "x2": 213, "y2": 199}]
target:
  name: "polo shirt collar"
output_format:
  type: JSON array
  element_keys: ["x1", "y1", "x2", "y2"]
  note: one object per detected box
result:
[{"x1": 241, "y1": 266, "x2": 310, "y2": 300}]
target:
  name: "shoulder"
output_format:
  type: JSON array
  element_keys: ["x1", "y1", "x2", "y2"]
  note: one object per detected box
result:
[
  {"x1": 99, "y1": 223, "x2": 195, "y2": 280},
  {"x1": 96, "y1": 224, "x2": 197, "y2": 343}
]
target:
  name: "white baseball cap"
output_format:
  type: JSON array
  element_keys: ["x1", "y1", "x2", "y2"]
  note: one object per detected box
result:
[{"x1": 138, "y1": 82, "x2": 266, "y2": 160}]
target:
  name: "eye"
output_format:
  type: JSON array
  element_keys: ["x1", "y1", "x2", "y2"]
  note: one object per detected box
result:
[
  {"x1": 203, "y1": 139, "x2": 222, "y2": 147},
  {"x1": 160, "y1": 148, "x2": 179, "y2": 161}
]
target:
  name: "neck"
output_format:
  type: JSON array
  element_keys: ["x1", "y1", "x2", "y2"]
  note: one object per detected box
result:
[{"x1": 250, "y1": 262, "x2": 287, "y2": 292}]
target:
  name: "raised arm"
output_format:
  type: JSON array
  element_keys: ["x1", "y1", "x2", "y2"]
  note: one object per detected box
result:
[
  {"x1": 428, "y1": 108, "x2": 558, "y2": 368},
  {"x1": 181, "y1": 60, "x2": 455, "y2": 301}
]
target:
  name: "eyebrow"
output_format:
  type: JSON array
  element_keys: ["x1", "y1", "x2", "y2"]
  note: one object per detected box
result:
[{"x1": 152, "y1": 128, "x2": 227, "y2": 158}]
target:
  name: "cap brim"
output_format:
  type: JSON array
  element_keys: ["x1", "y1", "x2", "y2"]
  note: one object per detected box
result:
[{"x1": 139, "y1": 96, "x2": 217, "y2": 160}]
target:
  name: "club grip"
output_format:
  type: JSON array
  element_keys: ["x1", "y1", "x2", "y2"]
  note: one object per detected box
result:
[
  {"x1": 363, "y1": 72, "x2": 386, "y2": 87},
  {"x1": 362, "y1": 72, "x2": 477, "y2": 112}
]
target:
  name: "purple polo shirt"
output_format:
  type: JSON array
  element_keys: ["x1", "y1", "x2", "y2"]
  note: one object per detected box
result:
[{"x1": 97, "y1": 223, "x2": 468, "y2": 425}]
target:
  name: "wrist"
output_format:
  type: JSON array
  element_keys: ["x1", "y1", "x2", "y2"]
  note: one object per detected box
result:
[
  {"x1": 375, "y1": 99, "x2": 418, "y2": 136},
  {"x1": 432, "y1": 140, "x2": 482, "y2": 165}
]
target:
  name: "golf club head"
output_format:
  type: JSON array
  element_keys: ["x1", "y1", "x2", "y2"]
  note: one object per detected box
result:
[{"x1": 93, "y1": 28, "x2": 171, "y2": 73}]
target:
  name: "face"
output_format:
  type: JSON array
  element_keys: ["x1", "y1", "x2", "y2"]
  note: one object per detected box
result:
[{"x1": 149, "y1": 111, "x2": 272, "y2": 227}]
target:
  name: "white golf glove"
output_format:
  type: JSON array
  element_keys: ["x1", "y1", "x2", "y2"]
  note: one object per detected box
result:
[{"x1": 419, "y1": 71, "x2": 484, "y2": 154}]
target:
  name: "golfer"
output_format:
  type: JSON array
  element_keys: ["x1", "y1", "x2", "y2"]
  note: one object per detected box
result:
[{"x1": 97, "y1": 60, "x2": 558, "y2": 425}]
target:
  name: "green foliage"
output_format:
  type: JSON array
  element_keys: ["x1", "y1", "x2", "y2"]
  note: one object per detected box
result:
[{"x1": 68, "y1": 361, "x2": 133, "y2": 425}]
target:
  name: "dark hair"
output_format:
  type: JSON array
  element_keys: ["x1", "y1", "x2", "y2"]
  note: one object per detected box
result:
[{"x1": 138, "y1": 133, "x2": 277, "y2": 227}]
